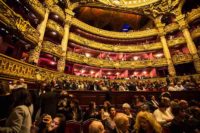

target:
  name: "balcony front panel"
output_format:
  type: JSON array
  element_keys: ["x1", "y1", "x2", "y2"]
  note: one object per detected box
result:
[
  {"x1": 49, "y1": 5, "x2": 65, "y2": 21},
  {"x1": 172, "y1": 54, "x2": 193, "y2": 65},
  {"x1": 191, "y1": 27, "x2": 200, "y2": 39},
  {"x1": 71, "y1": 18, "x2": 158, "y2": 39},
  {"x1": 186, "y1": 7, "x2": 200, "y2": 24},
  {"x1": 0, "y1": 1, "x2": 39, "y2": 45},
  {"x1": 69, "y1": 33, "x2": 163, "y2": 52},
  {"x1": 42, "y1": 41, "x2": 64, "y2": 58},
  {"x1": 24, "y1": 0, "x2": 46, "y2": 18},
  {"x1": 0, "y1": 53, "x2": 64, "y2": 81},
  {"x1": 46, "y1": 19, "x2": 64, "y2": 37},
  {"x1": 164, "y1": 23, "x2": 179, "y2": 33},
  {"x1": 66, "y1": 51, "x2": 168, "y2": 69},
  {"x1": 167, "y1": 37, "x2": 186, "y2": 47}
]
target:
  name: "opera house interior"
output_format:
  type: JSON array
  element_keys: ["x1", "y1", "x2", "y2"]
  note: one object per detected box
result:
[{"x1": 0, "y1": 0, "x2": 200, "y2": 133}]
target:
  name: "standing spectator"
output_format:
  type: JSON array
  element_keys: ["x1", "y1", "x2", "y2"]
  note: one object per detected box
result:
[
  {"x1": 39, "y1": 84, "x2": 58, "y2": 118},
  {"x1": 65, "y1": 99, "x2": 83, "y2": 121},
  {"x1": 16, "y1": 78, "x2": 27, "y2": 89},
  {"x1": 0, "y1": 88, "x2": 32, "y2": 133}
]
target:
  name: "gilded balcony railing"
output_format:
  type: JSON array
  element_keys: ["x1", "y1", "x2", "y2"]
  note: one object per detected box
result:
[
  {"x1": 172, "y1": 54, "x2": 193, "y2": 65},
  {"x1": 186, "y1": 7, "x2": 200, "y2": 23},
  {"x1": 69, "y1": 33, "x2": 162, "y2": 52},
  {"x1": 0, "y1": 0, "x2": 39, "y2": 44},
  {"x1": 191, "y1": 27, "x2": 200, "y2": 39},
  {"x1": 167, "y1": 37, "x2": 186, "y2": 47},
  {"x1": 0, "y1": 53, "x2": 62, "y2": 81},
  {"x1": 71, "y1": 18, "x2": 159, "y2": 39},
  {"x1": 46, "y1": 19, "x2": 64, "y2": 36},
  {"x1": 164, "y1": 23, "x2": 179, "y2": 33},
  {"x1": 1, "y1": 53, "x2": 200, "y2": 83},
  {"x1": 24, "y1": 0, "x2": 46, "y2": 18},
  {"x1": 49, "y1": 5, "x2": 65, "y2": 21},
  {"x1": 66, "y1": 51, "x2": 168, "y2": 68},
  {"x1": 42, "y1": 41, "x2": 64, "y2": 58}
]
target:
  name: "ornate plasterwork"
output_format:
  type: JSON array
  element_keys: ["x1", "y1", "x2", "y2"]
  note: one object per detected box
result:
[
  {"x1": 25, "y1": 0, "x2": 46, "y2": 17},
  {"x1": 167, "y1": 37, "x2": 186, "y2": 47},
  {"x1": 69, "y1": 33, "x2": 163, "y2": 52},
  {"x1": 42, "y1": 41, "x2": 64, "y2": 57},
  {"x1": 191, "y1": 27, "x2": 200, "y2": 39},
  {"x1": 164, "y1": 23, "x2": 179, "y2": 33},
  {"x1": 66, "y1": 51, "x2": 168, "y2": 68},
  {"x1": 186, "y1": 7, "x2": 200, "y2": 24},
  {"x1": 71, "y1": 18, "x2": 158, "y2": 39},
  {"x1": 78, "y1": 0, "x2": 181, "y2": 18},
  {"x1": 0, "y1": 53, "x2": 63, "y2": 81},
  {"x1": 0, "y1": 1, "x2": 39, "y2": 44},
  {"x1": 172, "y1": 54, "x2": 193, "y2": 64},
  {"x1": 0, "y1": 53, "x2": 36, "y2": 80},
  {"x1": 1, "y1": 53, "x2": 200, "y2": 83},
  {"x1": 96, "y1": 0, "x2": 160, "y2": 8},
  {"x1": 46, "y1": 19, "x2": 64, "y2": 36},
  {"x1": 49, "y1": 5, "x2": 65, "y2": 21}
]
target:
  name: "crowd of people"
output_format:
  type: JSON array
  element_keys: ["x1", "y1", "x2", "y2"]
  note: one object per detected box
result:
[
  {"x1": 0, "y1": 76, "x2": 199, "y2": 96},
  {"x1": 0, "y1": 77, "x2": 199, "y2": 133},
  {"x1": 36, "y1": 76, "x2": 199, "y2": 92}
]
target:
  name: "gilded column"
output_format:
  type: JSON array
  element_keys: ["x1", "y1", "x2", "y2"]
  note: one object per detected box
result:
[
  {"x1": 28, "y1": 8, "x2": 49, "y2": 64},
  {"x1": 155, "y1": 17, "x2": 176, "y2": 76},
  {"x1": 57, "y1": 9, "x2": 74, "y2": 72},
  {"x1": 176, "y1": 14, "x2": 200, "y2": 73}
]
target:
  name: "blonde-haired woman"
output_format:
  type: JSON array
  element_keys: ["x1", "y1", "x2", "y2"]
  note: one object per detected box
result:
[
  {"x1": 89, "y1": 120, "x2": 105, "y2": 133},
  {"x1": 134, "y1": 111, "x2": 162, "y2": 133}
]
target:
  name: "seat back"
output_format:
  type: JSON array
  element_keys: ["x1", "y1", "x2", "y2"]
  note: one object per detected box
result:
[{"x1": 65, "y1": 120, "x2": 82, "y2": 133}]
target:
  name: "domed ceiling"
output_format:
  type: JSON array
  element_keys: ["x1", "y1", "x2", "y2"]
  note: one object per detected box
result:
[{"x1": 74, "y1": 7, "x2": 153, "y2": 31}]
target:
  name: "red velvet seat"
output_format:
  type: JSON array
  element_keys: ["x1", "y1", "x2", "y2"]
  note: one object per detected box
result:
[
  {"x1": 65, "y1": 120, "x2": 82, "y2": 133},
  {"x1": 82, "y1": 118, "x2": 98, "y2": 133}
]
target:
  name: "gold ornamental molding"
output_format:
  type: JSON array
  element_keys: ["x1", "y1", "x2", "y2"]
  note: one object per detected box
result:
[
  {"x1": 47, "y1": 19, "x2": 64, "y2": 36},
  {"x1": 69, "y1": 33, "x2": 163, "y2": 52},
  {"x1": 0, "y1": 53, "x2": 36, "y2": 80},
  {"x1": 0, "y1": 53, "x2": 63, "y2": 81},
  {"x1": 78, "y1": 0, "x2": 181, "y2": 18},
  {"x1": 96, "y1": 0, "x2": 160, "y2": 9},
  {"x1": 167, "y1": 37, "x2": 186, "y2": 47},
  {"x1": 191, "y1": 27, "x2": 200, "y2": 39},
  {"x1": 42, "y1": 41, "x2": 64, "y2": 58},
  {"x1": 24, "y1": 0, "x2": 46, "y2": 17},
  {"x1": 66, "y1": 51, "x2": 168, "y2": 68},
  {"x1": 186, "y1": 7, "x2": 200, "y2": 24},
  {"x1": 0, "y1": 53, "x2": 200, "y2": 84},
  {"x1": 0, "y1": 0, "x2": 39, "y2": 44},
  {"x1": 172, "y1": 54, "x2": 193, "y2": 65},
  {"x1": 49, "y1": 5, "x2": 65, "y2": 21},
  {"x1": 71, "y1": 18, "x2": 158, "y2": 39},
  {"x1": 164, "y1": 23, "x2": 179, "y2": 33},
  {"x1": 1, "y1": 53, "x2": 200, "y2": 84}
]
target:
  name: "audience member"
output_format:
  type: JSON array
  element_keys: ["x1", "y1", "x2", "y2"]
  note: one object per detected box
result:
[
  {"x1": 0, "y1": 88, "x2": 32, "y2": 133},
  {"x1": 134, "y1": 111, "x2": 162, "y2": 133},
  {"x1": 113, "y1": 113, "x2": 130, "y2": 133},
  {"x1": 89, "y1": 120, "x2": 105, "y2": 133},
  {"x1": 38, "y1": 113, "x2": 66, "y2": 133}
]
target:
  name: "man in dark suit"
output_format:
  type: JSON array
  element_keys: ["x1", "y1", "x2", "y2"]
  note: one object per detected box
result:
[{"x1": 39, "y1": 84, "x2": 58, "y2": 118}]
